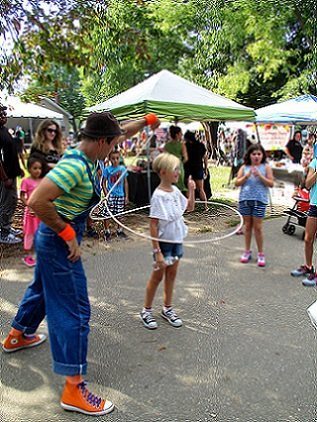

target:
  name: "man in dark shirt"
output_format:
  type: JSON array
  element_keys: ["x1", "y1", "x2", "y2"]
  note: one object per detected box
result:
[
  {"x1": 0, "y1": 104, "x2": 23, "y2": 243},
  {"x1": 285, "y1": 130, "x2": 303, "y2": 164}
]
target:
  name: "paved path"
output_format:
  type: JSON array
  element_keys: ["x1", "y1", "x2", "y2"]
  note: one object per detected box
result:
[{"x1": 1, "y1": 217, "x2": 317, "y2": 421}]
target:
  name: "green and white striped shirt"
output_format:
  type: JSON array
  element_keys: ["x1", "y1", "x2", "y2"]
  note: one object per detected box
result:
[{"x1": 46, "y1": 148, "x2": 96, "y2": 221}]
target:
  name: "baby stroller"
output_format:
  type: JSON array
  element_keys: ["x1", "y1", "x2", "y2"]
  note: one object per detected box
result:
[{"x1": 282, "y1": 187, "x2": 310, "y2": 238}]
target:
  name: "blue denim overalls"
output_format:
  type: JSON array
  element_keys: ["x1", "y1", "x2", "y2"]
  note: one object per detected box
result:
[{"x1": 12, "y1": 155, "x2": 101, "y2": 376}]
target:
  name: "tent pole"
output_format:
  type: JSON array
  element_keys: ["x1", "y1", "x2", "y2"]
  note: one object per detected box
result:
[
  {"x1": 29, "y1": 118, "x2": 34, "y2": 140},
  {"x1": 255, "y1": 124, "x2": 261, "y2": 143},
  {"x1": 145, "y1": 126, "x2": 152, "y2": 203}
]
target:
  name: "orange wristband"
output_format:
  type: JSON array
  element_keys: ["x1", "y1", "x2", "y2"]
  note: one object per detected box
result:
[
  {"x1": 144, "y1": 113, "x2": 158, "y2": 126},
  {"x1": 58, "y1": 224, "x2": 76, "y2": 241}
]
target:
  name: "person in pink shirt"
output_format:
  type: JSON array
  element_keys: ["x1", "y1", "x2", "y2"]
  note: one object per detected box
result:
[{"x1": 20, "y1": 157, "x2": 43, "y2": 267}]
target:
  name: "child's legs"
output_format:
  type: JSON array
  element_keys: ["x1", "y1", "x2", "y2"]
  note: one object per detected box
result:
[
  {"x1": 253, "y1": 217, "x2": 264, "y2": 253},
  {"x1": 113, "y1": 196, "x2": 125, "y2": 230},
  {"x1": 239, "y1": 201, "x2": 252, "y2": 250},
  {"x1": 103, "y1": 219, "x2": 110, "y2": 231},
  {"x1": 251, "y1": 202, "x2": 266, "y2": 253},
  {"x1": 23, "y1": 215, "x2": 40, "y2": 254},
  {"x1": 243, "y1": 216, "x2": 253, "y2": 250},
  {"x1": 160, "y1": 242, "x2": 183, "y2": 307},
  {"x1": 163, "y1": 260, "x2": 180, "y2": 307},
  {"x1": 144, "y1": 269, "x2": 164, "y2": 308},
  {"x1": 304, "y1": 216, "x2": 317, "y2": 267}
]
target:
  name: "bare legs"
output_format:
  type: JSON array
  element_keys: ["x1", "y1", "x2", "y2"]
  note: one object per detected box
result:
[
  {"x1": 194, "y1": 179, "x2": 207, "y2": 203},
  {"x1": 144, "y1": 261, "x2": 180, "y2": 308},
  {"x1": 304, "y1": 217, "x2": 317, "y2": 268},
  {"x1": 243, "y1": 216, "x2": 264, "y2": 253}
]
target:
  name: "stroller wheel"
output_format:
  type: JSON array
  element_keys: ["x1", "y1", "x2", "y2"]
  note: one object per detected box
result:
[
  {"x1": 282, "y1": 224, "x2": 289, "y2": 234},
  {"x1": 287, "y1": 225, "x2": 296, "y2": 235}
]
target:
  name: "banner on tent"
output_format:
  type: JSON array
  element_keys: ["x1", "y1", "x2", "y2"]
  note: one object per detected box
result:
[{"x1": 252, "y1": 124, "x2": 292, "y2": 150}]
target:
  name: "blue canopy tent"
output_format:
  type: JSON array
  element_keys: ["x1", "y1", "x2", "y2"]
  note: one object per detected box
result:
[{"x1": 255, "y1": 94, "x2": 317, "y2": 125}]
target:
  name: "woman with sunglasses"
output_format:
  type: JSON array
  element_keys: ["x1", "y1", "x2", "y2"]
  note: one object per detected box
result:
[{"x1": 30, "y1": 119, "x2": 63, "y2": 175}]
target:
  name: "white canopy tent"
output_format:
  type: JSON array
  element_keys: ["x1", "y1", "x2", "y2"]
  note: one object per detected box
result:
[
  {"x1": 255, "y1": 94, "x2": 317, "y2": 125},
  {"x1": 1, "y1": 96, "x2": 64, "y2": 142}
]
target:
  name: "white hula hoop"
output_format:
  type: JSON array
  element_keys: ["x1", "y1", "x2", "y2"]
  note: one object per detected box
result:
[{"x1": 91, "y1": 199, "x2": 243, "y2": 244}]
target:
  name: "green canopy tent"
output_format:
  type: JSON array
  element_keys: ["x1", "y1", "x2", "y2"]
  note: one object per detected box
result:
[
  {"x1": 89, "y1": 69, "x2": 255, "y2": 122},
  {"x1": 88, "y1": 70, "x2": 255, "y2": 201}
]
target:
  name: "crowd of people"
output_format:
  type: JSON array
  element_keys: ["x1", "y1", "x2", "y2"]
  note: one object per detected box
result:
[{"x1": 2, "y1": 102, "x2": 317, "y2": 416}]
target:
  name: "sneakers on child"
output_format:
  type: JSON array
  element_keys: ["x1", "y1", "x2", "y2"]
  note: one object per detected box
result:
[
  {"x1": 22, "y1": 255, "x2": 36, "y2": 267},
  {"x1": 291, "y1": 265, "x2": 313, "y2": 277},
  {"x1": 240, "y1": 250, "x2": 251, "y2": 263},
  {"x1": 302, "y1": 272, "x2": 317, "y2": 287},
  {"x1": 117, "y1": 230, "x2": 127, "y2": 239},
  {"x1": 257, "y1": 253, "x2": 266, "y2": 267},
  {"x1": 10, "y1": 227, "x2": 23, "y2": 236},
  {"x1": 140, "y1": 311, "x2": 158, "y2": 329},
  {"x1": 0, "y1": 233, "x2": 22, "y2": 244},
  {"x1": 161, "y1": 308, "x2": 182, "y2": 328},
  {"x1": 2, "y1": 333, "x2": 47, "y2": 353},
  {"x1": 60, "y1": 380, "x2": 115, "y2": 416}
]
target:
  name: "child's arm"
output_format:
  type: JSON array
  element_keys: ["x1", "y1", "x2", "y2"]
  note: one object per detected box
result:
[
  {"x1": 124, "y1": 177, "x2": 129, "y2": 204},
  {"x1": 306, "y1": 167, "x2": 317, "y2": 190},
  {"x1": 150, "y1": 218, "x2": 165, "y2": 270},
  {"x1": 20, "y1": 191, "x2": 28, "y2": 207},
  {"x1": 187, "y1": 175, "x2": 196, "y2": 212},
  {"x1": 235, "y1": 165, "x2": 250, "y2": 186}
]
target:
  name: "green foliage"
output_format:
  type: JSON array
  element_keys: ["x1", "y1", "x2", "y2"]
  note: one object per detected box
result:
[
  {"x1": 20, "y1": 65, "x2": 86, "y2": 121},
  {"x1": 1, "y1": 0, "x2": 316, "y2": 112}
]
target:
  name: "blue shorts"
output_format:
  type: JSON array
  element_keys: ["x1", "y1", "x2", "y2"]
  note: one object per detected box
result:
[
  {"x1": 308, "y1": 205, "x2": 317, "y2": 217},
  {"x1": 238, "y1": 200, "x2": 266, "y2": 218},
  {"x1": 158, "y1": 242, "x2": 184, "y2": 260}
]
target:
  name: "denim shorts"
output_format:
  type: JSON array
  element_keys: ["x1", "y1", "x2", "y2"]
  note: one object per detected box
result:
[
  {"x1": 158, "y1": 242, "x2": 184, "y2": 260},
  {"x1": 308, "y1": 205, "x2": 317, "y2": 217},
  {"x1": 238, "y1": 200, "x2": 267, "y2": 218}
]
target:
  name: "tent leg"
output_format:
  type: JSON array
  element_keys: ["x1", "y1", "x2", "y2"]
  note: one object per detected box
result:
[{"x1": 145, "y1": 126, "x2": 152, "y2": 203}]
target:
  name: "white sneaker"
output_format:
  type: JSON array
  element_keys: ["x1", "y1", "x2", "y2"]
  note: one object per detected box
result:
[
  {"x1": 10, "y1": 227, "x2": 23, "y2": 236},
  {"x1": 140, "y1": 311, "x2": 158, "y2": 329},
  {"x1": 161, "y1": 308, "x2": 182, "y2": 328},
  {"x1": 0, "y1": 233, "x2": 22, "y2": 244}
]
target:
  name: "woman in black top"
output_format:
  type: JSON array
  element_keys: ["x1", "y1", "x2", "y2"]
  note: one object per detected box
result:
[
  {"x1": 30, "y1": 119, "x2": 63, "y2": 175},
  {"x1": 285, "y1": 130, "x2": 303, "y2": 164},
  {"x1": 184, "y1": 130, "x2": 208, "y2": 202}
]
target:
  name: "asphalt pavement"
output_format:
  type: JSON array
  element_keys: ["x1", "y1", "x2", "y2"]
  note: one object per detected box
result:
[{"x1": 1, "y1": 217, "x2": 317, "y2": 422}]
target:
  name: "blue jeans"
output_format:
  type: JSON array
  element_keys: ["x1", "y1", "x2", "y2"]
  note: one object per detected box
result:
[{"x1": 12, "y1": 220, "x2": 90, "y2": 376}]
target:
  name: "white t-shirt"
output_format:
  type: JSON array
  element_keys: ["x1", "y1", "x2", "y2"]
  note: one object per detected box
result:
[{"x1": 150, "y1": 186, "x2": 188, "y2": 242}]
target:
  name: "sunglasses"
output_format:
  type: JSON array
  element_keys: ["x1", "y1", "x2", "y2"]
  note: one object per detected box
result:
[{"x1": 46, "y1": 128, "x2": 57, "y2": 134}]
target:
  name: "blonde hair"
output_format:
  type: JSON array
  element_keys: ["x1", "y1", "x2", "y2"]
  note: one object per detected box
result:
[
  {"x1": 152, "y1": 152, "x2": 180, "y2": 174},
  {"x1": 32, "y1": 119, "x2": 63, "y2": 154}
]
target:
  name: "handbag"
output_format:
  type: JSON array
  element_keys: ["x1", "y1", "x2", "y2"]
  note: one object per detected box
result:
[{"x1": 307, "y1": 300, "x2": 317, "y2": 329}]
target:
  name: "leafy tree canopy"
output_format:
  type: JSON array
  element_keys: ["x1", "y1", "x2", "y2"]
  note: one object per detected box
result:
[{"x1": 1, "y1": 0, "x2": 316, "y2": 113}]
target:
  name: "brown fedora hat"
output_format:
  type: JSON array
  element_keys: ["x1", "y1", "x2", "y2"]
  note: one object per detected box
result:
[{"x1": 80, "y1": 112, "x2": 126, "y2": 139}]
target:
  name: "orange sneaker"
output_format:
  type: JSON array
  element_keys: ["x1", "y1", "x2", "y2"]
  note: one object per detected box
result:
[
  {"x1": 60, "y1": 380, "x2": 115, "y2": 416},
  {"x1": 2, "y1": 333, "x2": 47, "y2": 353}
]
